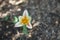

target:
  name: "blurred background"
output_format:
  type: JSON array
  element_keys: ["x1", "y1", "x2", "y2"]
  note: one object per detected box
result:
[{"x1": 0, "y1": 0, "x2": 60, "y2": 40}]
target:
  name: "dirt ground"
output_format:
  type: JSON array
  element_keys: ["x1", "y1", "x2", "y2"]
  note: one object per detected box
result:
[{"x1": 0, "y1": 0, "x2": 60, "y2": 40}]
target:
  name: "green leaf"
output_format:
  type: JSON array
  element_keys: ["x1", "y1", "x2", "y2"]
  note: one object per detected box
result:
[
  {"x1": 4, "y1": 16, "x2": 9, "y2": 21},
  {"x1": 13, "y1": 16, "x2": 18, "y2": 23},
  {"x1": 22, "y1": 25, "x2": 28, "y2": 35}
]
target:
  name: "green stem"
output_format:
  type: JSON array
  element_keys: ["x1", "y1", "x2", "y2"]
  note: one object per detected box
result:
[
  {"x1": 20, "y1": 37, "x2": 24, "y2": 40},
  {"x1": 22, "y1": 25, "x2": 28, "y2": 35}
]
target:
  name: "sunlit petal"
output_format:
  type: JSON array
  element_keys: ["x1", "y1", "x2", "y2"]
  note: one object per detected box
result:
[
  {"x1": 14, "y1": 22, "x2": 23, "y2": 27},
  {"x1": 26, "y1": 23, "x2": 32, "y2": 29},
  {"x1": 23, "y1": 9, "x2": 29, "y2": 17}
]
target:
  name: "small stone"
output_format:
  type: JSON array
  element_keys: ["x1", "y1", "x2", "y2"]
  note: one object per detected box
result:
[
  {"x1": 6, "y1": 25, "x2": 9, "y2": 28},
  {"x1": 55, "y1": 21, "x2": 58, "y2": 24},
  {"x1": 33, "y1": 22, "x2": 40, "y2": 27},
  {"x1": 32, "y1": 20, "x2": 35, "y2": 24},
  {"x1": 17, "y1": 8, "x2": 21, "y2": 11},
  {"x1": 8, "y1": 31, "x2": 11, "y2": 34},
  {"x1": 28, "y1": 34, "x2": 32, "y2": 37}
]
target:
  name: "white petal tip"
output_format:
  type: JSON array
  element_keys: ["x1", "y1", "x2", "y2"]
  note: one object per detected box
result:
[
  {"x1": 23, "y1": 9, "x2": 29, "y2": 16},
  {"x1": 27, "y1": 23, "x2": 32, "y2": 29},
  {"x1": 29, "y1": 27, "x2": 32, "y2": 29},
  {"x1": 14, "y1": 22, "x2": 22, "y2": 27}
]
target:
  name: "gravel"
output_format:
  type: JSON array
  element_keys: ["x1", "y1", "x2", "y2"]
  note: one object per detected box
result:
[{"x1": 0, "y1": 0, "x2": 60, "y2": 40}]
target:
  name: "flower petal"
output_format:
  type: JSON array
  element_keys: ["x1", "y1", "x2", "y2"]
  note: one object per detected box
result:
[
  {"x1": 28, "y1": 16, "x2": 31, "y2": 22},
  {"x1": 19, "y1": 16, "x2": 22, "y2": 23},
  {"x1": 26, "y1": 23, "x2": 32, "y2": 29},
  {"x1": 14, "y1": 22, "x2": 23, "y2": 27},
  {"x1": 23, "y1": 9, "x2": 29, "y2": 17}
]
